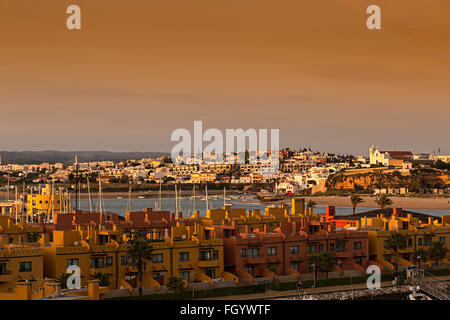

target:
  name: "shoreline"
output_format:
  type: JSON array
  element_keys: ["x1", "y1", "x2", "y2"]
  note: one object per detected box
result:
[{"x1": 1, "y1": 190, "x2": 449, "y2": 210}]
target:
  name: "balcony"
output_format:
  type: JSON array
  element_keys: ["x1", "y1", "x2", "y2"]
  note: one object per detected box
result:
[
  {"x1": 0, "y1": 271, "x2": 13, "y2": 283},
  {"x1": 245, "y1": 256, "x2": 266, "y2": 264},
  {"x1": 198, "y1": 259, "x2": 219, "y2": 268}
]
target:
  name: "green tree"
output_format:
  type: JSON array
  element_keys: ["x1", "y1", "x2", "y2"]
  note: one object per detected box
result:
[
  {"x1": 307, "y1": 254, "x2": 321, "y2": 282},
  {"x1": 375, "y1": 194, "x2": 393, "y2": 210},
  {"x1": 350, "y1": 195, "x2": 364, "y2": 215},
  {"x1": 307, "y1": 252, "x2": 337, "y2": 280},
  {"x1": 167, "y1": 276, "x2": 186, "y2": 294},
  {"x1": 93, "y1": 272, "x2": 111, "y2": 287},
  {"x1": 317, "y1": 252, "x2": 337, "y2": 278},
  {"x1": 384, "y1": 231, "x2": 408, "y2": 273},
  {"x1": 127, "y1": 235, "x2": 154, "y2": 296},
  {"x1": 428, "y1": 241, "x2": 446, "y2": 268}
]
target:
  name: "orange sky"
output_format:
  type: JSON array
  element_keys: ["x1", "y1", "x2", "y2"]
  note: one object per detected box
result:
[{"x1": 0, "y1": 0, "x2": 449, "y2": 155}]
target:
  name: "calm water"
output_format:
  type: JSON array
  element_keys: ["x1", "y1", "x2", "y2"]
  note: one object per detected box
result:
[{"x1": 77, "y1": 197, "x2": 450, "y2": 218}]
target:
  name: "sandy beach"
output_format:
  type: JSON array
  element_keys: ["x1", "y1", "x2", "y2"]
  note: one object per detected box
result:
[{"x1": 302, "y1": 196, "x2": 450, "y2": 211}]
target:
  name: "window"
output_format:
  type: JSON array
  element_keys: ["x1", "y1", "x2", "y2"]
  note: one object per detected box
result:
[
  {"x1": 248, "y1": 248, "x2": 259, "y2": 258},
  {"x1": 90, "y1": 257, "x2": 104, "y2": 269},
  {"x1": 121, "y1": 256, "x2": 127, "y2": 266},
  {"x1": 424, "y1": 238, "x2": 432, "y2": 246},
  {"x1": 244, "y1": 266, "x2": 254, "y2": 276},
  {"x1": 408, "y1": 238, "x2": 412, "y2": 247},
  {"x1": 180, "y1": 271, "x2": 190, "y2": 283},
  {"x1": 240, "y1": 249, "x2": 247, "y2": 257},
  {"x1": 199, "y1": 251, "x2": 211, "y2": 261},
  {"x1": 212, "y1": 250, "x2": 219, "y2": 260},
  {"x1": 318, "y1": 244, "x2": 324, "y2": 253},
  {"x1": 152, "y1": 254, "x2": 163, "y2": 263},
  {"x1": 336, "y1": 243, "x2": 345, "y2": 252},
  {"x1": 439, "y1": 237, "x2": 445, "y2": 244},
  {"x1": 354, "y1": 242, "x2": 362, "y2": 250},
  {"x1": 66, "y1": 258, "x2": 79, "y2": 268},
  {"x1": 329, "y1": 243, "x2": 335, "y2": 252},
  {"x1": 290, "y1": 263, "x2": 299, "y2": 272},
  {"x1": 19, "y1": 261, "x2": 32, "y2": 272},
  {"x1": 307, "y1": 244, "x2": 316, "y2": 254},
  {"x1": 205, "y1": 268, "x2": 216, "y2": 279},
  {"x1": 268, "y1": 247, "x2": 277, "y2": 256},
  {"x1": 106, "y1": 256, "x2": 113, "y2": 267},
  {"x1": 0, "y1": 263, "x2": 7, "y2": 275},
  {"x1": 290, "y1": 246, "x2": 299, "y2": 255},
  {"x1": 179, "y1": 252, "x2": 190, "y2": 262},
  {"x1": 418, "y1": 238, "x2": 423, "y2": 246}
]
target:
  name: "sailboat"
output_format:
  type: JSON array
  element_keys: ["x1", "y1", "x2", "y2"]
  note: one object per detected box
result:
[{"x1": 223, "y1": 187, "x2": 232, "y2": 207}]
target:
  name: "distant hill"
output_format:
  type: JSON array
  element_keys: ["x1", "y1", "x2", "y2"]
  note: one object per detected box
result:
[{"x1": 0, "y1": 151, "x2": 170, "y2": 165}]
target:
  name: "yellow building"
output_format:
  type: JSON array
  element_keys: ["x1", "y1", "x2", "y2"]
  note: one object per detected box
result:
[
  {"x1": 194, "y1": 198, "x2": 319, "y2": 233},
  {"x1": 358, "y1": 212, "x2": 450, "y2": 270},
  {"x1": 0, "y1": 216, "x2": 44, "y2": 295},
  {"x1": 41, "y1": 220, "x2": 231, "y2": 291},
  {"x1": 26, "y1": 184, "x2": 65, "y2": 217}
]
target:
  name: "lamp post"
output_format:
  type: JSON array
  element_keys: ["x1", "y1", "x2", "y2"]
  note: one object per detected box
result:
[
  {"x1": 417, "y1": 255, "x2": 422, "y2": 269},
  {"x1": 311, "y1": 263, "x2": 316, "y2": 288}
]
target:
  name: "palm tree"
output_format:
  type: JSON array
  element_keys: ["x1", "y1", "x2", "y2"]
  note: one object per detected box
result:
[
  {"x1": 127, "y1": 235, "x2": 154, "y2": 296},
  {"x1": 57, "y1": 272, "x2": 71, "y2": 289},
  {"x1": 428, "y1": 241, "x2": 446, "y2": 268},
  {"x1": 384, "y1": 231, "x2": 408, "y2": 273},
  {"x1": 375, "y1": 194, "x2": 393, "y2": 210},
  {"x1": 167, "y1": 277, "x2": 186, "y2": 294},
  {"x1": 413, "y1": 248, "x2": 428, "y2": 268},
  {"x1": 350, "y1": 195, "x2": 364, "y2": 215},
  {"x1": 93, "y1": 272, "x2": 111, "y2": 287}
]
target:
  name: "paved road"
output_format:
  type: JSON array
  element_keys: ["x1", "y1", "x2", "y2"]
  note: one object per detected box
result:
[{"x1": 200, "y1": 274, "x2": 450, "y2": 300}]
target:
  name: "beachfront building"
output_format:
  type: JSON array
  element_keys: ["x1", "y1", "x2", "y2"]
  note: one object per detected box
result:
[
  {"x1": 0, "y1": 216, "x2": 44, "y2": 295},
  {"x1": 357, "y1": 208, "x2": 450, "y2": 270},
  {"x1": 221, "y1": 216, "x2": 370, "y2": 283}
]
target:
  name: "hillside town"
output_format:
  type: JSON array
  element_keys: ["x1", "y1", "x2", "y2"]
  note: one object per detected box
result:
[{"x1": 1, "y1": 146, "x2": 449, "y2": 197}]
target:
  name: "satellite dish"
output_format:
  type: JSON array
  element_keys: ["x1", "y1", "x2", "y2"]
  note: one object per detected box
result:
[{"x1": 73, "y1": 241, "x2": 79, "y2": 246}]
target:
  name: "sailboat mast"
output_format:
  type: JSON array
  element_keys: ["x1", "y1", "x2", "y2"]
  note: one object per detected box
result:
[
  {"x1": 193, "y1": 184, "x2": 196, "y2": 213},
  {"x1": 87, "y1": 177, "x2": 93, "y2": 213},
  {"x1": 159, "y1": 181, "x2": 162, "y2": 210},
  {"x1": 205, "y1": 185, "x2": 209, "y2": 211},
  {"x1": 175, "y1": 184, "x2": 178, "y2": 214}
]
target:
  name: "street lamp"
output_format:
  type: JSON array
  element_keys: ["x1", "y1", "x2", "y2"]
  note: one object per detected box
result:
[
  {"x1": 417, "y1": 255, "x2": 422, "y2": 269},
  {"x1": 311, "y1": 263, "x2": 316, "y2": 288}
]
